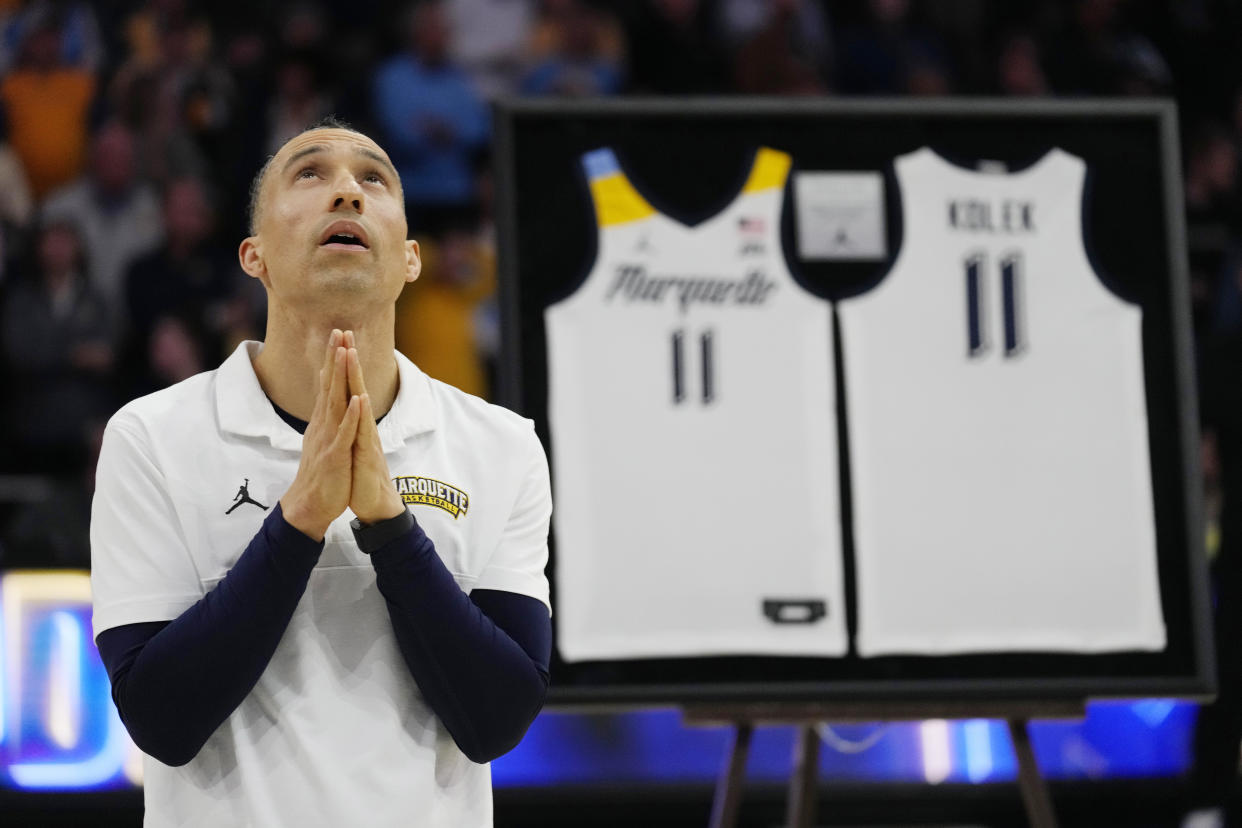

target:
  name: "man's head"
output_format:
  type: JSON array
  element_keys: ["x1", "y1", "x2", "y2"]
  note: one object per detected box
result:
[
  {"x1": 239, "y1": 119, "x2": 420, "y2": 316},
  {"x1": 406, "y1": 1, "x2": 450, "y2": 66},
  {"x1": 164, "y1": 176, "x2": 214, "y2": 252},
  {"x1": 92, "y1": 122, "x2": 138, "y2": 197},
  {"x1": 37, "y1": 221, "x2": 85, "y2": 281},
  {"x1": 19, "y1": 24, "x2": 61, "y2": 72}
]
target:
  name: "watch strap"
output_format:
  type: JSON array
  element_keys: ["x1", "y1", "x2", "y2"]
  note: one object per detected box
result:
[{"x1": 350, "y1": 508, "x2": 415, "y2": 554}]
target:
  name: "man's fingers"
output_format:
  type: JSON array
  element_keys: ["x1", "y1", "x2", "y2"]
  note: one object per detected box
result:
[
  {"x1": 346, "y1": 347, "x2": 367, "y2": 400},
  {"x1": 325, "y1": 346, "x2": 348, "y2": 422},
  {"x1": 334, "y1": 394, "x2": 362, "y2": 449},
  {"x1": 313, "y1": 330, "x2": 342, "y2": 421},
  {"x1": 360, "y1": 392, "x2": 382, "y2": 446},
  {"x1": 319, "y1": 329, "x2": 341, "y2": 395}
]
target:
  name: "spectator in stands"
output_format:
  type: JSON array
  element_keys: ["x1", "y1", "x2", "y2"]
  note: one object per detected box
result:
[
  {"x1": 1186, "y1": 126, "x2": 1239, "y2": 231},
  {"x1": 128, "y1": 311, "x2": 210, "y2": 399},
  {"x1": 43, "y1": 121, "x2": 164, "y2": 328},
  {"x1": 835, "y1": 0, "x2": 954, "y2": 95},
  {"x1": 265, "y1": 52, "x2": 334, "y2": 156},
  {"x1": 372, "y1": 1, "x2": 489, "y2": 234},
  {"x1": 175, "y1": 24, "x2": 240, "y2": 182},
  {"x1": 0, "y1": 220, "x2": 114, "y2": 474},
  {"x1": 395, "y1": 225, "x2": 496, "y2": 398},
  {"x1": 996, "y1": 32, "x2": 1049, "y2": 97},
  {"x1": 0, "y1": 0, "x2": 104, "y2": 74},
  {"x1": 718, "y1": 0, "x2": 832, "y2": 89},
  {"x1": 123, "y1": 176, "x2": 234, "y2": 389},
  {"x1": 1182, "y1": 126, "x2": 1241, "y2": 342},
  {"x1": 109, "y1": 11, "x2": 229, "y2": 186},
  {"x1": 0, "y1": 21, "x2": 96, "y2": 200},
  {"x1": 446, "y1": 0, "x2": 536, "y2": 100},
  {"x1": 0, "y1": 103, "x2": 33, "y2": 276},
  {"x1": 732, "y1": 0, "x2": 828, "y2": 94},
  {"x1": 268, "y1": 2, "x2": 370, "y2": 131},
  {"x1": 1044, "y1": 0, "x2": 1171, "y2": 97},
  {"x1": 520, "y1": 0, "x2": 623, "y2": 97}
]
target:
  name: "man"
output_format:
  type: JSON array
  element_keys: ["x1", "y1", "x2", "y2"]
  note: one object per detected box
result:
[
  {"x1": 123, "y1": 176, "x2": 234, "y2": 354},
  {"x1": 372, "y1": 0, "x2": 489, "y2": 232},
  {"x1": 90, "y1": 119, "x2": 552, "y2": 827},
  {"x1": 43, "y1": 121, "x2": 164, "y2": 327}
]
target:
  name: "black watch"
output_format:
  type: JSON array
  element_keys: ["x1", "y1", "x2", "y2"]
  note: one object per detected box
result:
[{"x1": 350, "y1": 508, "x2": 415, "y2": 554}]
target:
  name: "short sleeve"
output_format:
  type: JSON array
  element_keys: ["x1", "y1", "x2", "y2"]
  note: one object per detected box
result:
[
  {"x1": 472, "y1": 426, "x2": 552, "y2": 612},
  {"x1": 90, "y1": 410, "x2": 202, "y2": 638}
]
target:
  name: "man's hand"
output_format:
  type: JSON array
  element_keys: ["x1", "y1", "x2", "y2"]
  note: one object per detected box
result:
[
  {"x1": 280, "y1": 330, "x2": 362, "y2": 540},
  {"x1": 344, "y1": 333, "x2": 405, "y2": 524}
]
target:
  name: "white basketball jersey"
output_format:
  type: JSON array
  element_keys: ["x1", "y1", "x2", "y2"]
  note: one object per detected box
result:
[
  {"x1": 839, "y1": 147, "x2": 1166, "y2": 656},
  {"x1": 546, "y1": 147, "x2": 847, "y2": 660}
]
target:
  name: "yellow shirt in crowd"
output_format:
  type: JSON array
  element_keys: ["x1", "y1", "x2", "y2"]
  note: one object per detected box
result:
[
  {"x1": 1, "y1": 69, "x2": 95, "y2": 199},
  {"x1": 396, "y1": 236, "x2": 497, "y2": 400}
]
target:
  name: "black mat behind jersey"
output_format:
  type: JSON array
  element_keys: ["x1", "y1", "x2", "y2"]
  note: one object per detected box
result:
[{"x1": 494, "y1": 98, "x2": 1211, "y2": 706}]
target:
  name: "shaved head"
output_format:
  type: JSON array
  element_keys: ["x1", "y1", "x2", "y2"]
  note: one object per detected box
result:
[{"x1": 247, "y1": 116, "x2": 402, "y2": 236}]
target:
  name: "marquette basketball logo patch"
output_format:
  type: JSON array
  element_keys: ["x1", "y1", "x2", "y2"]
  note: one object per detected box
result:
[{"x1": 393, "y1": 476, "x2": 470, "y2": 519}]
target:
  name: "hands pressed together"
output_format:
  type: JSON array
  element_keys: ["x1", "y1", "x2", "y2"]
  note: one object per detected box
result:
[{"x1": 280, "y1": 329, "x2": 406, "y2": 541}]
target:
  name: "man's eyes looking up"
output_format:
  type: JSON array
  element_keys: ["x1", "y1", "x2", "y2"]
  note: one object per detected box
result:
[{"x1": 294, "y1": 167, "x2": 387, "y2": 186}]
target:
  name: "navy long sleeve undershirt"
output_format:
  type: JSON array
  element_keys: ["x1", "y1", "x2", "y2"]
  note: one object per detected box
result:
[{"x1": 96, "y1": 506, "x2": 551, "y2": 766}]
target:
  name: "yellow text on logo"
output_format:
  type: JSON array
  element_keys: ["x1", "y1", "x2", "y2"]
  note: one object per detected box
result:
[{"x1": 393, "y1": 476, "x2": 470, "y2": 519}]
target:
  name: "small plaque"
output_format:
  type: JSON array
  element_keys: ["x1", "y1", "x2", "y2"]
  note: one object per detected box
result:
[{"x1": 794, "y1": 171, "x2": 886, "y2": 261}]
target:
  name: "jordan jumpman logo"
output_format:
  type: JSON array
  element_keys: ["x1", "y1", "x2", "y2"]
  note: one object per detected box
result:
[{"x1": 226, "y1": 478, "x2": 269, "y2": 514}]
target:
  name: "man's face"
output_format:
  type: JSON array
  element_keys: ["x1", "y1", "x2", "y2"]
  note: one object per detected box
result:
[
  {"x1": 93, "y1": 125, "x2": 136, "y2": 196},
  {"x1": 165, "y1": 178, "x2": 212, "y2": 248},
  {"x1": 242, "y1": 128, "x2": 418, "y2": 310}
]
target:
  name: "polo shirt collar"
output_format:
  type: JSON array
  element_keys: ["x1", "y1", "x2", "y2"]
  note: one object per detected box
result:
[
  {"x1": 379, "y1": 350, "x2": 438, "y2": 452},
  {"x1": 215, "y1": 341, "x2": 438, "y2": 453}
]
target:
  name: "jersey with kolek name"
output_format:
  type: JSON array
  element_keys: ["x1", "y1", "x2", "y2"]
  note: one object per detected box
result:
[{"x1": 839, "y1": 146, "x2": 1166, "y2": 657}]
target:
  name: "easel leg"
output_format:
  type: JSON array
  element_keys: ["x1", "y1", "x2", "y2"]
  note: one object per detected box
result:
[
  {"x1": 1008, "y1": 718, "x2": 1059, "y2": 828},
  {"x1": 787, "y1": 725, "x2": 820, "y2": 828},
  {"x1": 709, "y1": 723, "x2": 753, "y2": 828}
]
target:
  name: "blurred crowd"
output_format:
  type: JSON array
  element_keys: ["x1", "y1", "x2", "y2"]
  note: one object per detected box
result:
[{"x1": 0, "y1": 0, "x2": 1238, "y2": 565}]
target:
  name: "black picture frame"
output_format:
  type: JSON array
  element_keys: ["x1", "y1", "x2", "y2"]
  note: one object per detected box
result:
[{"x1": 494, "y1": 98, "x2": 1213, "y2": 707}]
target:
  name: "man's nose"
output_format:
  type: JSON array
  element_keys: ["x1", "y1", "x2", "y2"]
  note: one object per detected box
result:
[{"x1": 330, "y1": 175, "x2": 364, "y2": 213}]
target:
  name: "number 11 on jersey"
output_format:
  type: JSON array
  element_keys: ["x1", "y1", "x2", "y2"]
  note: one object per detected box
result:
[
  {"x1": 671, "y1": 328, "x2": 716, "y2": 405},
  {"x1": 966, "y1": 251, "x2": 1026, "y2": 359}
]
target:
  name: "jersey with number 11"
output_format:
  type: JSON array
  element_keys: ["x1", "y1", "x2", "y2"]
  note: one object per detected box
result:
[
  {"x1": 546, "y1": 147, "x2": 847, "y2": 661},
  {"x1": 839, "y1": 147, "x2": 1166, "y2": 657}
]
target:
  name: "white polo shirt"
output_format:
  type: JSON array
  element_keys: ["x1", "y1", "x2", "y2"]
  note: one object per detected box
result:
[{"x1": 90, "y1": 341, "x2": 551, "y2": 828}]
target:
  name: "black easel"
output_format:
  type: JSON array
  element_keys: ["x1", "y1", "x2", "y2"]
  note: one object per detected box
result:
[{"x1": 684, "y1": 700, "x2": 1083, "y2": 828}]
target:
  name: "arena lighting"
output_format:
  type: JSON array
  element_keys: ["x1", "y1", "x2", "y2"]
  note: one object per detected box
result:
[
  {"x1": 0, "y1": 571, "x2": 1200, "y2": 792},
  {"x1": 919, "y1": 719, "x2": 953, "y2": 784},
  {"x1": 0, "y1": 571, "x2": 139, "y2": 790},
  {"x1": 963, "y1": 720, "x2": 995, "y2": 783}
]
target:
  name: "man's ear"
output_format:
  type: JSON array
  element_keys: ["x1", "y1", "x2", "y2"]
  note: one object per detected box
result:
[
  {"x1": 405, "y1": 239, "x2": 421, "y2": 284},
  {"x1": 239, "y1": 237, "x2": 268, "y2": 285}
]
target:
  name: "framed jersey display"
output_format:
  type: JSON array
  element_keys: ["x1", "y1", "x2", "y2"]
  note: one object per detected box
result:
[{"x1": 494, "y1": 99, "x2": 1212, "y2": 705}]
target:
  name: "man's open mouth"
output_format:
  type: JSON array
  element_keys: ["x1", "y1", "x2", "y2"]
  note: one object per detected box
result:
[{"x1": 319, "y1": 221, "x2": 370, "y2": 251}]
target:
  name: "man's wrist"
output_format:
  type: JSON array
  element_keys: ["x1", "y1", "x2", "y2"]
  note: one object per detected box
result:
[
  {"x1": 350, "y1": 507, "x2": 415, "y2": 554},
  {"x1": 278, "y1": 495, "x2": 329, "y2": 542},
  {"x1": 352, "y1": 495, "x2": 406, "y2": 526}
]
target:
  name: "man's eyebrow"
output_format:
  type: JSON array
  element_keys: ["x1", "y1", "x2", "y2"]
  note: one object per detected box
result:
[
  {"x1": 281, "y1": 145, "x2": 325, "y2": 175},
  {"x1": 356, "y1": 147, "x2": 399, "y2": 181}
]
